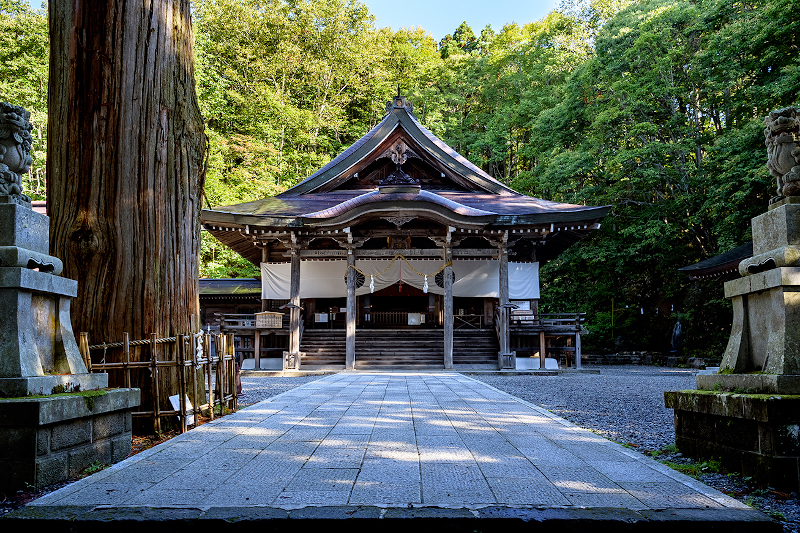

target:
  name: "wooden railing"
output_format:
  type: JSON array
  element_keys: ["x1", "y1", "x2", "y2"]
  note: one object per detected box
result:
[
  {"x1": 510, "y1": 311, "x2": 585, "y2": 329},
  {"x1": 362, "y1": 311, "x2": 436, "y2": 327},
  {"x1": 79, "y1": 331, "x2": 238, "y2": 434},
  {"x1": 454, "y1": 314, "x2": 484, "y2": 329}
]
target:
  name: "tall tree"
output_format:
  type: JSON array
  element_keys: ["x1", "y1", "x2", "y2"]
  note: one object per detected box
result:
[{"x1": 47, "y1": 0, "x2": 207, "y2": 392}]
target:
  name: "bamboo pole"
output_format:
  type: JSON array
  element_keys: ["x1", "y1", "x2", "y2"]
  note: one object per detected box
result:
[
  {"x1": 123, "y1": 332, "x2": 131, "y2": 388},
  {"x1": 191, "y1": 334, "x2": 199, "y2": 429},
  {"x1": 206, "y1": 333, "x2": 214, "y2": 420},
  {"x1": 177, "y1": 334, "x2": 187, "y2": 433},
  {"x1": 150, "y1": 333, "x2": 161, "y2": 433}
]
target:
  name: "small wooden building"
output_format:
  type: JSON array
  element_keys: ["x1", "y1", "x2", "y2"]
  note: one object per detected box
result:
[{"x1": 201, "y1": 95, "x2": 609, "y2": 370}]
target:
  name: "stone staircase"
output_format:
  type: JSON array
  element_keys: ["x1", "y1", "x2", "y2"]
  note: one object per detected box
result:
[{"x1": 300, "y1": 328, "x2": 499, "y2": 369}]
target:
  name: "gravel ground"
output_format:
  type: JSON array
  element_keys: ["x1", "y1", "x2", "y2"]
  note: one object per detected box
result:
[{"x1": 237, "y1": 374, "x2": 328, "y2": 407}]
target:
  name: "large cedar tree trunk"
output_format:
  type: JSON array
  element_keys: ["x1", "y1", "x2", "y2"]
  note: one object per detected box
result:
[{"x1": 47, "y1": 0, "x2": 206, "y2": 420}]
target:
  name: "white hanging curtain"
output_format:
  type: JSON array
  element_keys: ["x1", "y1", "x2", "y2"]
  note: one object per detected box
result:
[{"x1": 260, "y1": 259, "x2": 539, "y2": 299}]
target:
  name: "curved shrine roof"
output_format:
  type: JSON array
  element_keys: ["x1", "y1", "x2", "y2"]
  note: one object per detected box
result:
[{"x1": 201, "y1": 96, "x2": 610, "y2": 264}]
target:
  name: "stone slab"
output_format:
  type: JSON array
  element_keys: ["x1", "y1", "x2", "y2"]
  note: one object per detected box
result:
[
  {"x1": 0, "y1": 202, "x2": 50, "y2": 254},
  {"x1": 2, "y1": 505, "x2": 780, "y2": 532},
  {"x1": 752, "y1": 202, "x2": 800, "y2": 255},
  {"x1": 695, "y1": 373, "x2": 800, "y2": 394},
  {"x1": 0, "y1": 374, "x2": 109, "y2": 398},
  {"x1": 0, "y1": 387, "x2": 138, "y2": 425},
  {"x1": 0, "y1": 266, "x2": 77, "y2": 297},
  {"x1": 724, "y1": 267, "x2": 800, "y2": 298}
]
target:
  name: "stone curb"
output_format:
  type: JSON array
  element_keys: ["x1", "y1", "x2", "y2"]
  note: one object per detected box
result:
[{"x1": 1, "y1": 505, "x2": 779, "y2": 532}]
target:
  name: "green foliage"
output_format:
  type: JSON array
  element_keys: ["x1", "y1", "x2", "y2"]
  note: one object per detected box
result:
[
  {"x1": 6, "y1": 0, "x2": 798, "y2": 356},
  {"x1": 0, "y1": 0, "x2": 48, "y2": 199},
  {"x1": 80, "y1": 460, "x2": 110, "y2": 477}
]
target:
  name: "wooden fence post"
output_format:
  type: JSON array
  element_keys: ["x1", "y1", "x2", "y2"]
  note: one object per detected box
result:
[
  {"x1": 205, "y1": 333, "x2": 214, "y2": 420},
  {"x1": 79, "y1": 332, "x2": 91, "y2": 372}
]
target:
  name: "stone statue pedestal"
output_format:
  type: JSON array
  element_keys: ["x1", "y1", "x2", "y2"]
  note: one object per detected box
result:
[
  {"x1": 0, "y1": 196, "x2": 108, "y2": 397},
  {"x1": 667, "y1": 198, "x2": 800, "y2": 491},
  {"x1": 696, "y1": 198, "x2": 800, "y2": 393}
]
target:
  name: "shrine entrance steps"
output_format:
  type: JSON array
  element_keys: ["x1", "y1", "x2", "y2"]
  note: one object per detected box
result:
[{"x1": 299, "y1": 329, "x2": 498, "y2": 369}]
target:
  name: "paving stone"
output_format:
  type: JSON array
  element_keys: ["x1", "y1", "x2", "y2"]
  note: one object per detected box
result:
[
  {"x1": 204, "y1": 482, "x2": 285, "y2": 506},
  {"x1": 589, "y1": 460, "x2": 676, "y2": 482},
  {"x1": 616, "y1": 481, "x2": 729, "y2": 509},
  {"x1": 565, "y1": 491, "x2": 649, "y2": 509},
  {"x1": 319, "y1": 434, "x2": 371, "y2": 447},
  {"x1": 124, "y1": 487, "x2": 217, "y2": 506},
  {"x1": 21, "y1": 371, "x2": 759, "y2": 516},
  {"x1": 537, "y1": 465, "x2": 623, "y2": 493},
  {"x1": 306, "y1": 446, "x2": 366, "y2": 468},
  {"x1": 283, "y1": 467, "x2": 359, "y2": 492},
  {"x1": 38, "y1": 482, "x2": 153, "y2": 505},
  {"x1": 349, "y1": 481, "x2": 421, "y2": 505},
  {"x1": 475, "y1": 457, "x2": 543, "y2": 478},
  {"x1": 218, "y1": 434, "x2": 279, "y2": 450},
  {"x1": 485, "y1": 476, "x2": 571, "y2": 506},
  {"x1": 102, "y1": 459, "x2": 189, "y2": 483}
]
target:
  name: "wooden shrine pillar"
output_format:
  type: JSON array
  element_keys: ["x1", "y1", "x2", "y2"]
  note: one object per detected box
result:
[
  {"x1": 443, "y1": 233, "x2": 454, "y2": 370},
  {"x1": 576, "y1": 330, "x2": 582, "y2": 369},
  {"x1": 286, "y1": 243, "x2": 301, "y2": 370},
  {"x1": 539, "y1": 331, "x2": 546, "y2": 368},
  {"x1": 498, "y1": 232, "x2": 515, "y2": 369},
  {"x1": 261, "y1": 245, "x2": 269, "y2": 312},
  {"x1": 255, "y1": 246, "x2": 268, "y2": 371},
  {"x1": 346, "y1": 246, "x2": 356, "y2": 370}
]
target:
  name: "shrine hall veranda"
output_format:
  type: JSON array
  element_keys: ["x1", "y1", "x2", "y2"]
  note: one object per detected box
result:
[{"x1": 200, "y1": 95, "x2": 610, "y2": 371}]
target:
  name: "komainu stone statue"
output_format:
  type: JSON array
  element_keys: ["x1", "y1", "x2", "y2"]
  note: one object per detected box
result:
[
  {"x1": 0, "y1": 102, "x2": 107, "y2": 396},
  {"x1": 765, "y1": 106, "x2": 800, "y2": 199},
  {"x1": 667, "y1": 106, "x2": 800, "y2": 492},
  {"x1": 0, "y1": 102, "x2": 33, "y2": 202}
]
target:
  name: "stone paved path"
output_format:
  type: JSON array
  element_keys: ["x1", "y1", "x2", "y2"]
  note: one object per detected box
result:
[{"x1": 29, "y1": 372, "x2": 750, "y2": 510}]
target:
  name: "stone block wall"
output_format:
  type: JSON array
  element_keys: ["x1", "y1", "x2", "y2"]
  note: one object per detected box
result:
[
  {"x1": 0, "y1": 388, "x2": 140, "y2": 492},
  {"x1": 665, "y1": 390, "x2": 800, "y2": 491}
]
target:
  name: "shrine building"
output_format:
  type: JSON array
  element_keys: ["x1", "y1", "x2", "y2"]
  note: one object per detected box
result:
[{"x1": 200, "y1": 95, "x2": 610, "y2": 371}]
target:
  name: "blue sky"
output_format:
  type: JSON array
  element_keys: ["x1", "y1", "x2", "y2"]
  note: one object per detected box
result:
[{"x1": 360, "y1": 0, "x2": 561, "y2": 41}]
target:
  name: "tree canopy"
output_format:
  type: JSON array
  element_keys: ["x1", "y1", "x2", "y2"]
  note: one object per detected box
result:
[{"x1": 2, "y1": 0, "x2": 797, "y2": 356}]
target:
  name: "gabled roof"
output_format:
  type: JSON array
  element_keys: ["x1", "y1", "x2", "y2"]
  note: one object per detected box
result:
[
  {"x1": 200, "y1": 95, "x2": 610, "y2": 264},
  {"x1": 286, "y1": 96, "x2": 514, "y2": 195}
]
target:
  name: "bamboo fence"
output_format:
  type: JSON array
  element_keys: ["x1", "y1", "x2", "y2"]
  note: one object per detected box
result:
[{"x1": 78, "y1": 331, "x2": 238, "y2": 434}]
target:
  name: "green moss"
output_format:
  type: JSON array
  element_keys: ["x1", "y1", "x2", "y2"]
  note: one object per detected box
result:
[
  {"x1": 674, "y1": 389, "x2": 800, "y2": 400},
  {"x1": 718, "y1": 367, "x2": 735, "y2": 374},
  {"x1": 2, "y1": 389, "x2": 109, "y2": 409}
]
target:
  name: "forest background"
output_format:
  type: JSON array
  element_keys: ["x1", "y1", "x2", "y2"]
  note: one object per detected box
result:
[{"x1": 2, "y1": 0, "x2": 798, "y2": 356}]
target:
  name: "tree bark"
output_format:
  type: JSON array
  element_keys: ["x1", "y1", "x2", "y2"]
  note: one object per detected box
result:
[{"x1": 47, "y1": 0, "x2": 206, "y2": 423}]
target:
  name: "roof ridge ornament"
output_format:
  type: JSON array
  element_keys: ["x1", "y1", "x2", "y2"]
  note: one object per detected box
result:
[
  {"x1": 379, "y1": 141, "x2": 420, "y2": 188},
  {"x1": 385, "y1": 91, "x2": 415, "y2": 117}
]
